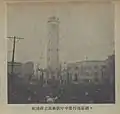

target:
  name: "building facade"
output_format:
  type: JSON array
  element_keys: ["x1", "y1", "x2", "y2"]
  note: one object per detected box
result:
[
  {"x1": 7, "y1": 62, "x2": 22, "y2": 75},
  {"x1": 67, "y1": 60, "x2": 106, "y2": 84},
  {"x1": 105, "y1": 54, "x2": 115, "y2": 84}
]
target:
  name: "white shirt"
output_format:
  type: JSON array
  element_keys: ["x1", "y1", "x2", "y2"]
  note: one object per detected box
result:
[{"x1": 46, "y1": 96, "x2": 58, "y2": 103}]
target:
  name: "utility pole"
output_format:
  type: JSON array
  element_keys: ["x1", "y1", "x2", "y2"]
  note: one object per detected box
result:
[{"x1": 7, "y1": 36, "x2": 24, "y2": 75}]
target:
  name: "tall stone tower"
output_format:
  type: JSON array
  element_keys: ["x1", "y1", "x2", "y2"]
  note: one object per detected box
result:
[{"x1": 47, "y1": 16, "x2": 59, "y2": 79}]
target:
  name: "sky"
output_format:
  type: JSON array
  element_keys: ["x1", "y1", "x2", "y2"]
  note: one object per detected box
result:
[{"x1": 7, "y1": 2, "x2": 114, "y2": 68}]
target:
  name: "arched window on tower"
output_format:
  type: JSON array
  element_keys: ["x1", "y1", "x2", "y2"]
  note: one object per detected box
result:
[
  {"x1": 48, "y1": 57, "x2": 50, "y2": 62},
  {"x1": 57, "y1": 48, "x2": 59, "y2": 51}
]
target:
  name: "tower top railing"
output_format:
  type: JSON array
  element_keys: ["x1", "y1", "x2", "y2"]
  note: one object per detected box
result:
[{"x1": 48, "y1": 16, "x2": 59, "y2": 23}]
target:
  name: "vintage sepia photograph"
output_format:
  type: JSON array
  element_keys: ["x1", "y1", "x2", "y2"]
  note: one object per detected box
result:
[{"x1": 7, "y1": 2, "x2": 115, "y2": 104}]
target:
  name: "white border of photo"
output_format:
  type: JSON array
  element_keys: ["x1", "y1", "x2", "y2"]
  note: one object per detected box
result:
[{"x1": 0, "y1": 0, "x2": 120, "y2": 114}]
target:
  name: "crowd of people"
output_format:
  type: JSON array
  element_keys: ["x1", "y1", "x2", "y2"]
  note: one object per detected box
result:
[{"x1": 8, "y1": 74, "x2": 115, "y2": 104}]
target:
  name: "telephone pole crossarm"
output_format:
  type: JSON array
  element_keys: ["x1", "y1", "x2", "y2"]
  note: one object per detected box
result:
[{"x1": 7, "y1": 36, "x2": 24, "y2": 39}]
